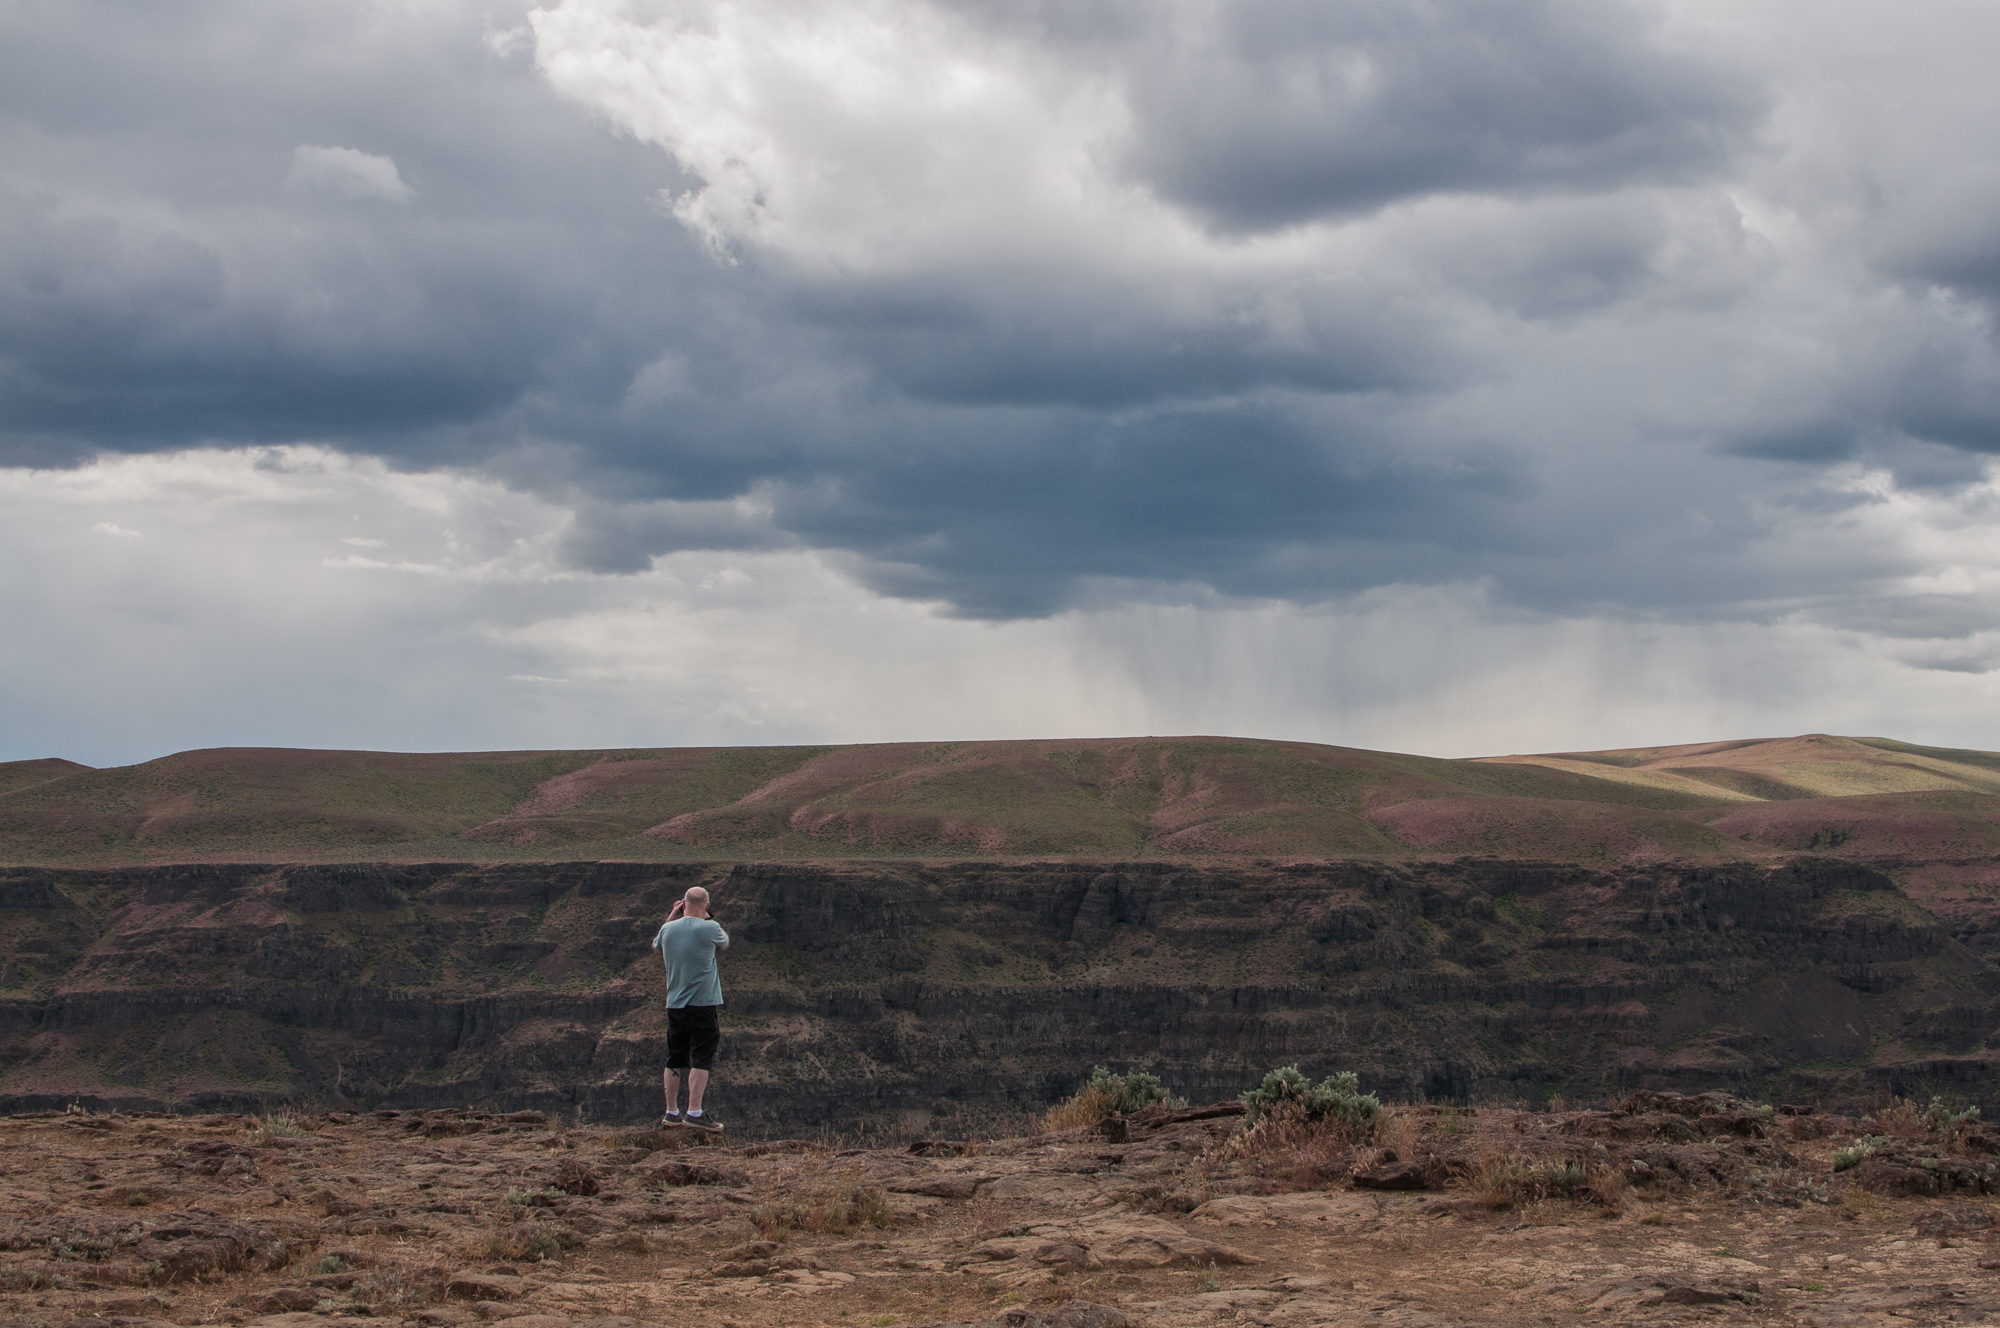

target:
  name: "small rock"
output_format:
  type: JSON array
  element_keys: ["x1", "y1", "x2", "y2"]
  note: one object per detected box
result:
[
  {"x1": 1914, "y1": 1206, "x2": 1999, "y2": 1237},
  {"x1": 96, "y1": 1298, "x2": 170, "y2": 1316},
  {"x1": 1643, "y1": 1279, "x2": 1760, "y2": 1307},
  {"x1": 907, "y1": 1139, "x2": 972, "y2": 1157},
  {"x1": 888, "y1": 1175, "x2": 988, "y2": 1200},
  {"x1": 1090, "y1": 1226, "x2": 1258, "y2": 1270},
  {"x1": 904, "y1": 1300, "x2": 1129, "y2": 1328},
  {"x1": 447, "y1": 1274, "x2": 526, "y2": 1301},
  {"x1": 724, "y1": 1241, "x2": 781, "y2": 1261},
  {"x1": 249, "y1": 1287, "x2": 320, "y2": 1313},
  {"x1": 245, "y1": 1315, "x2": 340, "y2": 1328},
  {"x1": 647, "y1": 1160, "x2": 743, "y2": 1188},
  {"x1": 1033, "y1": 1241, "x2": 1097, "y2": 1270},
  {"x1": 554, "y1": 1160, "x2": 600, "y2": 1197},
  {"x1": 1352, "y1": 1159, "x2": 1431, "y2": 1191}
]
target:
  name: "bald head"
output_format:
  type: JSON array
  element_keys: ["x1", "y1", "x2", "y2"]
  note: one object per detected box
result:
[{"x1": 682, "y1": 886, "x2": 710, "y2": 918}]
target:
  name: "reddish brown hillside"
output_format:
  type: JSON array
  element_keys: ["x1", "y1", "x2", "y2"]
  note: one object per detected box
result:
[{"x1": 2, "y1": 734, "x2": 1998, "y2": 865}]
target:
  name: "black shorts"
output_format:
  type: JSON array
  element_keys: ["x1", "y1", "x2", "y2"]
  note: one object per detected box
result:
[{"x1": 666, "y1": 1003, "x2": 722, "y2": 1071}]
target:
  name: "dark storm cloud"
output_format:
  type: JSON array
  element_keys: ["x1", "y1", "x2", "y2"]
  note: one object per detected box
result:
[
  {"x1": 6, "y1": 0, "x2": 1997, "y2": 633},
  {"x1": 743, "y1": 396, "x2": 1528, "y2": 617},
  {"x1": 1120, "y1": 0, "x2": 1765, "y2": 230},
  {"x1": 0, "y1": 182, "x2": 603, "y2": 453},
  {"x1": 784, "y1": 267, "x2": 1460, "y2": 409},
  {"x1": 0, "y1": 0, "x2": 703, "y2": 465}
]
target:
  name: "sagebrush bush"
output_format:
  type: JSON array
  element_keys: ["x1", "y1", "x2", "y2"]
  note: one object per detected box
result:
[
  {"x1": 1240, "y1": 1066, "x2": 1382, "y2": 1132},
  {"x1": 503, "y1": 1185, "x2": 564, "y2": 1208},
  {"x1": 1043, "y1": 1066, "x2": 1185, "y2": 1130},
  {"x1": 1924, "y1": 1096, "x2": 1981, "y2": 1133},
  {"x1": 1832, "y1": 1136, "x2": 1886, "y2": 1171}
]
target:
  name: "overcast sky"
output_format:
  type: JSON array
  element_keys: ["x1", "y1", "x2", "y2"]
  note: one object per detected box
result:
[{"x1": 5, "y1": 0, "x2": 2000, "y2": 767}]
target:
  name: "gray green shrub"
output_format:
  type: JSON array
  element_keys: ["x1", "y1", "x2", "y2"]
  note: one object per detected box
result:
[{"x1": 1240, "y1": 1065, "x2": 1382, "y2": 1130}]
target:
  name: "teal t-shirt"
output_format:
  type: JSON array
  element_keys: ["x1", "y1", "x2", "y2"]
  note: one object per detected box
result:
[{"x1": 652, "y1": 917, "x2": 729, "y2": 1008}]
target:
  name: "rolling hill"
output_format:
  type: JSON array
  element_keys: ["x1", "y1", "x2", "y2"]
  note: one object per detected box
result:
[{"x1": 1, "y1": 733, "x2": 1997, "y2": 866}]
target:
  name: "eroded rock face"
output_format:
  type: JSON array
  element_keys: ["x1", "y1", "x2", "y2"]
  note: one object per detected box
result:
[{"x1": 0, "y1": 857, "x2": 1995, "y2": 1125}]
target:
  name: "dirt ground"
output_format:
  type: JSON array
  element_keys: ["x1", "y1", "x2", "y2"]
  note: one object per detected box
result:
[{"x1": 5, "y1": 1094, "x2": 2000, "y2": 1328}]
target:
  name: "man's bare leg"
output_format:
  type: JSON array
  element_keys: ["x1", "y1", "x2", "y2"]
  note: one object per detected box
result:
[
  {"x1": 686, "y1": 1069, "x2": 709, "y2": 1115},
  {"x1": 663, "y1": 1068, "x2": 680, "y2": 1118}
]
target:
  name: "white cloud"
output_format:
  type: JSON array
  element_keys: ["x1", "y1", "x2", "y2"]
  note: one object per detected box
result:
[
  {"x1": 531, "y1": 0, "x2": 1137, "y2": 271},
  {"x1": 284, "y1": 144, "x2": 415, "y2": 204},
  {"x1": 6, "y1": 448, "x2": 2000, "y2": 766}
]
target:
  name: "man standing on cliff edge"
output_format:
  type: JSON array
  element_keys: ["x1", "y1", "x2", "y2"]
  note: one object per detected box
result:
[{"x1": 651, "y1": 886, "x2": 729, "y2": 1131}]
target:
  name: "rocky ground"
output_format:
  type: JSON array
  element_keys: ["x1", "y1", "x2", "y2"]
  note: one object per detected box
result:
[{"x1": 6, "y1": 1094, "x2": 2000, "y2": 1328}]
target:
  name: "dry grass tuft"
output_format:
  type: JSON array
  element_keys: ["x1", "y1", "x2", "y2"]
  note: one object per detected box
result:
[
  {"x1": 1375, "y1": 1110, "x2": 1428, "y2": 1156},
  {"x1": 1042, "y1": 1086, "x2": 1117, "y2": 1132},
  {"x1": 1866, "y1": 1095, "x2": 1981, "y2": 1148},
  {"x1": 751, "y1": 1162, "x2": 894, "y2": 1240},
  {"x1": 605, "y1": 1127, "x2": 688, "y2": 1153},
  {"x1": 348, "y1": 1262, "x2": 447, "y2": 1310},
  {"x1": 253, "y1": 1112, "x2": 308, "y2": 1145},
  {"x1": 1203, "y1": 1099, "x2": 1372, "y2": 1191},
  {"x1": 1040, "y1": 1067, "x2": 1183, "y2": 1132},
  {"x1": 484, "y1": 1219, "x2": 581, "y2": 1263},
  {"x1": 1471, "y1": 1148, "x2": 1607, "y2": 1210},
  {"x1": 1870, "y1": 1098, "x2": 1928, "y2": 1138}
]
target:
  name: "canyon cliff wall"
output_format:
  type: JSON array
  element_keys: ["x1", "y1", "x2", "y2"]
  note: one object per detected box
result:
[{"x1": 4, "y1": 857, "x2": 1999, "y2": 1129}]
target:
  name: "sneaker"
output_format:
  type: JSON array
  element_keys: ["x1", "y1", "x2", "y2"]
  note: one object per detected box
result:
[
  {"x1": 660, "y1": 1110, "x2": 682, "y2": 1127},
  {"x1": 681, "y1": 1113, "x2": 723, "y2": 1133}
]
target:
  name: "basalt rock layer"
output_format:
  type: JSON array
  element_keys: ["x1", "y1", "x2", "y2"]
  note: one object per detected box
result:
[{"x1": 5, "y1": 856, "x2": 2000, "y2": 1127}]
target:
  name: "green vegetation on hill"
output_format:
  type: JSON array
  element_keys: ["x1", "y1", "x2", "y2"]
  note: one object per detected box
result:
[{"x1": 3, "y1": 733, "x2": 1998, "y2": 866}]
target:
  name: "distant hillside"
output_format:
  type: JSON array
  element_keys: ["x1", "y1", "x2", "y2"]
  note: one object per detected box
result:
[{"x1": 3, "y1": 733, "x2": 1998, "y2": 865}]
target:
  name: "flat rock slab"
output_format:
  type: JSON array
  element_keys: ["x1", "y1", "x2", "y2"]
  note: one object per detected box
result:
[
  {"x1": 980, "y1": 1174, "x2": 1100, "y2": 1200},
  {"x1": 912, "y1": 1300, "x2": 1129, "y2": 1328},
  {"x1": 447, "y1": 1274, "x2": 528, "y2": 1301},
  {"x1": 1131, "y1": 1288, "x2": 1433, "y2": 1328},
  {"x1": 1190, "y1": 1191, "x2": 1376, "y2": 1227},
  {"x1": 1077, "y1": 1214, "x2": 1259, "y2": 1269},
  {"x1": 890, "y1": 1175, "x2": 993, "y2": 1199}
]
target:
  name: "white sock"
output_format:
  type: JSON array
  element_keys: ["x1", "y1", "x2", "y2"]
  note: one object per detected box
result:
[{"x1": 687, "y1": 1109, "x2": 702, "y2": 1118}]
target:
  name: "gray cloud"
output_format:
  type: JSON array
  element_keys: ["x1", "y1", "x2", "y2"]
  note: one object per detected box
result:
[
  {"x1": 285, "y1": 146, "x2": 416, "y2": 204},
  {"x1": 1120, "y1": 0, "x2": 1766, "y2": 230},
  {"x1": 0, "y1": 0, "x2": 701, "y2": 462},
  {"x1": 2, "y1": 0, "x2": 1999, "y2": 644}
]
